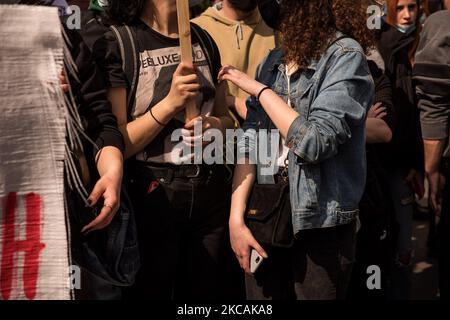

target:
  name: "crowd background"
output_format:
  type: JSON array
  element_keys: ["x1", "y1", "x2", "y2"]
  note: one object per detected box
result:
[{"x1": 1, "y1": 0, "x2": 449, "y2": 300}]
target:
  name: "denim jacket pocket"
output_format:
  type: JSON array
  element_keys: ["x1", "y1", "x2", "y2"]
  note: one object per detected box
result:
[{"x1": 293, "y1": 81, "x2": 315, "y2": 121}]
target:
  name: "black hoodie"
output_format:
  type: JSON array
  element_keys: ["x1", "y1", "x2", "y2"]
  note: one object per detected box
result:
[{"x1": 377, "y1": 22, "x2": 424, "y2": 172}]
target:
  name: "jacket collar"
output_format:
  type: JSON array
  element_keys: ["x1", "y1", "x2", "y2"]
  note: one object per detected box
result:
[
  {"x1": 268, "y1": 31, "x2": 345, "y2": 72},
  {"x1": 267, "y1": 49, "x2": 318, "y2": 72}
]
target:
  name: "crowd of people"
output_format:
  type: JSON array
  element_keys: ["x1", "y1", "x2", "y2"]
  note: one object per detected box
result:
[{"x1": 4, "y1": 0, "x2": 450, "y2": 300}]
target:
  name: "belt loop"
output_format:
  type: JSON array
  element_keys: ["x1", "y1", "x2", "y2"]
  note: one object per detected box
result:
[
  {"x1": 186, "y1": 164, "x2": 201, "y2": 178},
  {"x1": 158, "y1": 167, "x2": 174, "y2": 184},
  {"x1": 166, "y1": 167, "x2": 174, "y2": 183}
]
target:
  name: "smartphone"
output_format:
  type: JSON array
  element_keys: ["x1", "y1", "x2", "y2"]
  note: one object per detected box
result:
[{"x1": 250, "y1": 249, "x2": 264, "y2": 274}]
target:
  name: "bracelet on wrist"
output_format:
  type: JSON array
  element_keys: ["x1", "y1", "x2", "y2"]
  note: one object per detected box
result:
[
  {"x1": 256, "y1": 86, "x2": 271, "y2": 101},
  {"x1": 149, "y1": 108, "x2": 166, "y2": 126}
]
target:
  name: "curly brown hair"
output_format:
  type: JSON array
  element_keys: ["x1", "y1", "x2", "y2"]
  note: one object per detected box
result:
[{"x1": 279, "y1": 0, "x2": 375, "y2": 69}]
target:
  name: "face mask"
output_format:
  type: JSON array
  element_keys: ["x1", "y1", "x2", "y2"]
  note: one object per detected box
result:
[
  {"x1": 228, "y1": 0, "x2": 258, "y2": 12},
  {"x1": 396, "y1": 23, "x2": 416, "y2": 34}
]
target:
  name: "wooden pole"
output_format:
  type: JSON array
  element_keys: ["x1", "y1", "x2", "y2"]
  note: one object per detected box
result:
[{"x1": 176, "y1": 0, "x2": 198, "y2": 122}]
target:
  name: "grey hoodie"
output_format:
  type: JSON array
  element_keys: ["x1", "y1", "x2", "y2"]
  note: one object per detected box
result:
[{"x1": 414, "y1": 10, "x2": 450, "y2": 155}]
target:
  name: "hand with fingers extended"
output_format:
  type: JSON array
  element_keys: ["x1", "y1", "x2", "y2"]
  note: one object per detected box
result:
[
  {"x1": 367, "y1": 102, "x2": 387, "y2": 119},
  {"x1": 82, "y1": 169, "x2": 121, "y2": 234},
  {"x1": 82, "y1": 155, "x2": 122, "y2": 235},
  {"x1": 166, "y1": 62, "x2": 201, "y2": 113},
  {"x1": 229, "y1": 221, "x2": 268, "y2": 275},
  {"x1": 218, "y1": 65, "x2": 265, "y2": 98}
]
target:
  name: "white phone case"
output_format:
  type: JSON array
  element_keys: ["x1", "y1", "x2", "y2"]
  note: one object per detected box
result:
[{"x1": 250, "y1": 249, "x2": 264, "y2": 274}]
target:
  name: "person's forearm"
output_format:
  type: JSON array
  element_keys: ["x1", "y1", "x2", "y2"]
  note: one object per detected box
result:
[
  {"x1": 214, "y1": 83, "x2": 236, "y2": 133},
  {"x1": 227, "y1": 95, "x2": 248, "y2": 119},
  {"x1": 120, "y1": 98, "x2": 179, "y2": 159},
  {"x1": 95, "y1": 146, "x2": 124, "y2": 178},
  {"x1": 366, "y1": 118, "x2": 392, "y2": 143},
  {"x1": 218, "y1": 68, "x2": 299, "y2": 137},
  {"x1": 424, "y1": 139, "x2": 445, "y2": 175},
  {"x1": 230, "y1": 163, "x2": 256, "y2": 227},
  {"x1": 257, "y1": 87, "x2": 300, "y2": 138}
]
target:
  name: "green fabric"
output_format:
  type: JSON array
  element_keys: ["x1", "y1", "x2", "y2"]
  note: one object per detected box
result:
[{"x1": 88, "y1": 0, "x2": 106, "y2": 12}]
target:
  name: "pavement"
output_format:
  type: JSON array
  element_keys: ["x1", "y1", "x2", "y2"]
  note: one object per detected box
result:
[{"x1": 411, "y1": 215, "x2": 440, "y2": 300}]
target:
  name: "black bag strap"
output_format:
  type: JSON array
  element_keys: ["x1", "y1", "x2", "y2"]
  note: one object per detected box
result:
[
  {"x1": 109, "y1": 25, "x2": 140, "y2": 121},
  {"x1": 191, "y1": 22, "x2": 220, "y2": 82}
]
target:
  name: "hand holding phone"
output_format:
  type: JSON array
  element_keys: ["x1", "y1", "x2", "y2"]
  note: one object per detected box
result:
[{"x1": 250, "y1": 249, "x2": 264, "y2": 274}]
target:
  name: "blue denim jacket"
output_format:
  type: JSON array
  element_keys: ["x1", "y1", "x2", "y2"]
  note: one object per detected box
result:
[{"x1": 238, "y1": 35, "x2": 374, "y2": 233}]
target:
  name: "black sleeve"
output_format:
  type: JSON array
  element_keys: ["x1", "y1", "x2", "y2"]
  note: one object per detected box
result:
[
  {"x1": 368, "y1": 60, "x2": 396, "y2": 132},
  {"x1": 63, "y1": 25, "x2": 125, "y2": 158},
  {"x1": 94, "y1": 29, "x2": 129, "y2": 89},
  {"x1": 207, "y1": 31, "x2": 222, "y2": 86},
  {"x1": 191, "y1": 23, "x2": 222, "y2": 85}
]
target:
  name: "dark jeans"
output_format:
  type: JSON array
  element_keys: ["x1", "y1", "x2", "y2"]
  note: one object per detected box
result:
[
  {"x1": 75, "y1": 267, "x2": 122, "y2": 300},
  {"x1": 245, "y1": 222, "x2": 356, "y2": 300},
  {"x1": 439, "y1": 159, "x2": 450, "y2": 299},
  {"x1": 122, "y1": 162, "x2": 241, "y2": 300},
  {"x1": 347, "y1": 159, "x2": 397, "y2": 300}
]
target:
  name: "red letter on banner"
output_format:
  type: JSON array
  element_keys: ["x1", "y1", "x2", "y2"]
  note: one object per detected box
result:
[{"x1": 1, "y1": 192, "x2": 46, "y2": 300}]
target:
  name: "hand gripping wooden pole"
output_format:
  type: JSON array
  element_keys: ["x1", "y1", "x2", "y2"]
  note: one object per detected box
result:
[{"x1": 176, "y1": 0, "x2": 198, "y2": 122}]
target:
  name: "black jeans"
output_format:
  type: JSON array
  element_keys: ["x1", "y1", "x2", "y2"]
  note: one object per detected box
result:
[
  {"x1": 347, "y1": 157, "x2": 397, "y2": 300},
  {"x1": 245, "y1": 222, "x2": 356, "y2": 300},
  {"x1": 122, "y1": 162, "x2": 240, "y2": 300}
]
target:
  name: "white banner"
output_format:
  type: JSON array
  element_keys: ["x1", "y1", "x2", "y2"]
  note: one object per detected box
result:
[{"x1": 0, "y1": 5, "x2": 71, "y2": 300}]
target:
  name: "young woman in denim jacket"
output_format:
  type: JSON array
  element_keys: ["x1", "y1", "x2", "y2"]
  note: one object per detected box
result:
[{"x1": 219, "y1": 0, "x2": 375, "y2": 299}]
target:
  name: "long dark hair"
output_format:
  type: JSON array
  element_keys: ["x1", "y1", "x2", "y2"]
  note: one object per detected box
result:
[{"x1": 107, "y1": 0, "x2": 146, "y2": 24}]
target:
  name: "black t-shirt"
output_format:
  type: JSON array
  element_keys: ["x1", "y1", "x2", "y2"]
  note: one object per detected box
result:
[{"x1": 100, "y1": 19, "x2": 221, "y2": 164}]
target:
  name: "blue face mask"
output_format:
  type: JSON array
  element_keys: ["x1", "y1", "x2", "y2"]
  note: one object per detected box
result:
[{"x1": 395, "y1": 23, "x2": 416, "y2": 34}]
